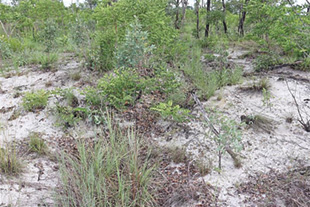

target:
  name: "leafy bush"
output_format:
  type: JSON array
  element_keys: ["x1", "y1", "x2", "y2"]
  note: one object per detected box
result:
[
  {"x1": 151, "y1": 101, "x2": 190, "y2": 122},
  {"x1": 53, "y1": 104, "x2": 83, "y2": 128},
  {"x1": 151, "y1": 67, "x2": 181, "y2": 94},
  {"x1": 22, "y1": 90, "x2": 49, "y2": 112},
  {"x1": 84, "y1": 31, "x2": 116, "y2": 71},
  {"x1": 95, "y1": 69, "x2": 145, "y2": 109},
  {"x1": 254, "y1": 54, "x2": 279, "y2": 71},
  {"x1": 70, "y1": 19, "x2": 88, "y2": 46},
  {"x1": 116, "y1": 18, "x2": 155, "y2": 68},
  {"x1": 94, "y1": 0, "x2": 176, "y2": 54},
  {"x1": 40, "y1": 19, "x2": 58, "y2": 52},
  {"x1": 0, "y1": 37, "x2": 12, "y2": 59}
]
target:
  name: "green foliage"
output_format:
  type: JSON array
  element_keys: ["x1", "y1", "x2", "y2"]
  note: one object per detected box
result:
[
  {"x1": 294, "y1": 57, "x2": 310, "y2": 71},
  {"x1": 150, "y1": 66, "x2": 181, "y2": 94},
  {"x1": 54, "y1": 104, "x2": 83, "y2": 128},
  {"x1": 94, "y1": 0, "x2": 176, "y2": 53},
  {"x1": 70, "y1": 18, "x2": 88, "y2": 46},
  {"x1": 28, "y1": 132, "x2": 47, "y2": 155},
  {"x1": 56, "y1": 119, "x2": 155, "y2": 206},
  {"x1": 84, "y1": 31, "x2": 116, "y2": 71},
  {"x1": 0, "y1": 37, "x2": 12, "y2": 59},
  {"x1": 116, "y1": 18, "x2": 155, "y2": 68},
  {"x1": 151, "y1": 101, "x2": 190, "y2": 122},
  {"x1": 95, "y1": 69, "x2": 145, "y2": 109},
  {"x1": 40, "y1": 19, "x2": 58, "y2": 52},
  {"x1": 22, "y1": 90, "x2": 49, "y2": 112},
  {"x1": 253, "y1": 54, "x2": 279, "y2": 71}
]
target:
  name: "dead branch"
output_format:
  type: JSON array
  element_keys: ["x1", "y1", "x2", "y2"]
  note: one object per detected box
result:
[
  {"x1": 285, "y1": 80, "x2": 310, "y2": 132},
  {"x1": 191, "y1": 92, "x2": 242, "y2": 166}
]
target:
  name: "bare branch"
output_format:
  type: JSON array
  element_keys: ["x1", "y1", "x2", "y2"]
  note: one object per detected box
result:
[{"x1": 286, "y1": 80, "x2": 310, "y2": 132}]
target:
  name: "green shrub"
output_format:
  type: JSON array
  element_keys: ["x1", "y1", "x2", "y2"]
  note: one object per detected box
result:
[
  {"x1": 84, "y1": 31, "x2": 116, "y2": 72},
  {"x1": 0, "y1": 38, "x2": 12, "y2": 59},
  {"x1": 22, "y1": 90, "x2": 49, "y2": 112},
  {"x1": 54, "y1": 104, "x2": 83, "y2": 128},
  {"x1": 151, "y1": 67, "x2": 181, "y2": 94},
  {"x1": 95, "y1": 69, "x2": 145, "y2": 109},
  {"x1": 40, "y1": 19, "x2": 58, "y2": 52},
  {"x1": 151, "y1": 101, "x2": 190, "y2": 122},
  {"x1": 70, "y1": 19, "x2": 88, "y2": 46},
  {"x1": 254, "y1": 54, "x2": 279, "y2": 71}
]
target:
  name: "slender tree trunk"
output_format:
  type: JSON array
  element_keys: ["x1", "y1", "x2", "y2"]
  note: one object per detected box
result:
[
  {"x1": 222, "y1": 0, "x2": 227, "y2": 34},
  {"x1": 238, "y1": 0, "x2": 249, "y2": 36},
  {"x1": 181, "y1": 0, "x2": 187, "y2": 25},
  {"x1": 195, "y1": 0, "x2": 200, "y2": 38},
  {"x1": 175, "y1": 0, "x2": 180, "y2": 29},
  {"x1": 306, "y1": 0, "x2": 310, "y2": 14},
  {"x1": 205, "y1": 0, "x2": 211, "y2": 37}
]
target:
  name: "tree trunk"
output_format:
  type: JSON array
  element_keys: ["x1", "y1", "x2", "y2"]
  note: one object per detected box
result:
[
  {"x1": 195, "y1": 0, "x2": 200, "y2": 38},
  {"x1": 222, "y1": 0, "x2": 227, "y2": 34},
  {"x1": 181, "y1": 0, "x2": 187, "y2": 25},
  {"x1": 175, "y1": 0, "x2": 180, "y2": 29},
  {"x1": 205, "y1": 0, "x2": 211, "y2": 37},
  {"x1": 307, "y1": 0, "x2": 310, "y2": 14},
  {"x1": 238, "y1": 0, "x2": 249, "y2": 36}
]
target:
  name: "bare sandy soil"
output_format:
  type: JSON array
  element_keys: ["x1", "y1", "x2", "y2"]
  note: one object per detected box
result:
[
  {"x1": 158, "y1": 49, "x2": 310, "y2": 206},
  {"x1": 0, "y1": 50, "x2": 309, "y2": 206},
  {"x1": 0, "y1": 56, "x2": 86, "y2": 206}
]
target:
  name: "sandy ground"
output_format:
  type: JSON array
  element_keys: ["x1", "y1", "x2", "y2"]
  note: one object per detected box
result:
[
  {"x1": 0, "y1": 50, "x2": 309, "y2": 206},
  {"x1": 0, "y1": 56, "x2": 85, "y2": 206},
  {"x1": 157, "y1": 49, "x2": 310, "y2": 206}
]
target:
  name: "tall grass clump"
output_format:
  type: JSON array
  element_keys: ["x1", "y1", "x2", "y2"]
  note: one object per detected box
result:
[{"x1": 56, "y1": 117, "x2": 155, "y2": 207}]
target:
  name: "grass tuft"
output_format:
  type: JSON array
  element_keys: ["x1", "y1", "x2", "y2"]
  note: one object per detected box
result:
[{"x1": 55, "y1": 117, "x2": 155, "y2": 207}]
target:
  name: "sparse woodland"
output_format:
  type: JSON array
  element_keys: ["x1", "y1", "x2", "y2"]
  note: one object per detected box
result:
[{"x1": 0, "y1": 0, "x2": 310, "y2": 206}]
